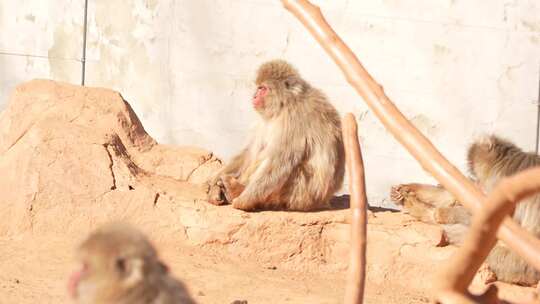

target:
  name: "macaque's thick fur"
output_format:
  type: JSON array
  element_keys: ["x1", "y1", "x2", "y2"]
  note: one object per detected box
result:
[
  {"x1": 70, "y1": 223, "x2": 195, "y2": 304},
  {"x1": 391, "y1": 135, "x2": 540, "y2": 286},
  {"x1": 209, "y1": 60, "x2": 345, "y2": 211}
]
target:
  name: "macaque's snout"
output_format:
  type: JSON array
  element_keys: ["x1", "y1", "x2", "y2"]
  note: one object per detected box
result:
[
  {"x1": 67, "y1": 264, "x2": 86, "y2": 299},
  {"x1": 252, "y1": 85, "x2": 268, "y2": 108}
]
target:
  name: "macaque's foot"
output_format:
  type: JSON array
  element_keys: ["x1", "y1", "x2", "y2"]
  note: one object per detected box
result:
[
  {"x1": 221, "y1": 175, "x2": 245, "y2": 203},
  {"x1": 207, "y1": 183, "x2": 227, "y2": 206},
  {"x1": 231, "y1": 197, "x2": 256, "y2": 211},
  {"x1": 390, "y1": 184, "x2": 414, "y2": 204},
  {"x1": 477, "y1": 264, "x2": 498, "y2": 285}
]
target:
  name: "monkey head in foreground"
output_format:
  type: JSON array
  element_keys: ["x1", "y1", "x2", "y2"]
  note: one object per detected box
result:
[{"x1": 68, "y1": 223, "x2": 196, "y2": 304}]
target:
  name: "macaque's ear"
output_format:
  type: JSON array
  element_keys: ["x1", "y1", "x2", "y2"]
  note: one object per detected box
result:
[
  {"x1": 118, "y1": 257, "x2": 144, "y2": 287},
  {"x1": 158, "y1": 261, "x2": 169, "y2": 273},
  {"x1": 284, "y1": 76, "x2": 303, "y2": 95}
]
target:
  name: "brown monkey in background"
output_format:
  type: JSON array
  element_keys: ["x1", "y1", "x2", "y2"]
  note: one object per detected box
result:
[
  {"x1": 208, "y1": 60, "x2": 345, "y2": 211},
  {"x1": 68, "y1": 223, "x2": 196, "y2": 304},
  {"x1": 391, "y1": 135, "x2": 540, "y2": 286}
]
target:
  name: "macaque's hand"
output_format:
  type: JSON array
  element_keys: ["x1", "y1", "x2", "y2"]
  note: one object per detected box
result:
[
  {"x1": 207, "y1": 180, "x2": 227, "y2": 206},
  {"x1": 221, "y1": 175, "x2": 245, "y2": 202}
]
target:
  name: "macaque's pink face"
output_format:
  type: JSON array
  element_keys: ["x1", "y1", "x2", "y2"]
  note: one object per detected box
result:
[
  {"x1": 68, "y1": 262, "x2": 88, "y2": 299},
  {"x1": 252, "y1": 85, "x2": 269, "y2": 109}
]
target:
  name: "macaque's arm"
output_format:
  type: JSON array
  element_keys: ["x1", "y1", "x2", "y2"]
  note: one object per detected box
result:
[
  {"x1": 392, "y1": 183, "x2": 457, "y2": 208},
  {"x1": 222, "y1": 149, "x2": 249, "y2": 175},
  {"x1": 233, "y1": 138, "x2": 304, "y2": 209},
  {"x1": 209, "y1": 148, "x2": 249, "y2": 185},
  {"x1": 207, "y1": 148, "x2": 250, "y2": 206}
]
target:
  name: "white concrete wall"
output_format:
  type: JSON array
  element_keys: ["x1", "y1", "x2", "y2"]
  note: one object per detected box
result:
[{"x1": 1, "y1": 0, "x2": 539, "y2": 207}]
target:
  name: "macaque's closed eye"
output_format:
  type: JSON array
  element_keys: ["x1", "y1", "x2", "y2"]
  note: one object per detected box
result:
[{"x1": 284, "y1": 80, "x2": 292, "y2": 89}]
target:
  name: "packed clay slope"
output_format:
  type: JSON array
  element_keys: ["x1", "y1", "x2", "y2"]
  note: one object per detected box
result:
[{"x1": 0, "y1": 80, "x2": 536, "y2": 303}]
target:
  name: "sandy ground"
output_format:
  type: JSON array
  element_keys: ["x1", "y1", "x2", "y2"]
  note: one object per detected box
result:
[
  {"x1": 1, "y1": 81, "x2": 537, "y2": 304},
  {"x1": 0, "y1": 80, "x2": 432, "y2": 303},
  {"x1": 0, "y1": 234, "x2": 430, "y2": 304}
]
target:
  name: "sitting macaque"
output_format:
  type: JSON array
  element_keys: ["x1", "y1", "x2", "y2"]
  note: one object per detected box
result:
[
  {"x1": 208, "y1": 60, "x2": 345, "y2": 211},
  {"x1": 68, "y1": 223, "x2": 196, "y2": 304},
  {"x1": 391, "y1": 135, "x2": 540, "y2": 286}
]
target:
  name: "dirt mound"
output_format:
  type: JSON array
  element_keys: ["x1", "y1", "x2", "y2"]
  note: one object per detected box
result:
[
  {"x1": 0, "y1": 80, "x2": 220, "y2": 237},
  {"x1": 0, "y1": 80, "x2": 535, "y2": 303}
]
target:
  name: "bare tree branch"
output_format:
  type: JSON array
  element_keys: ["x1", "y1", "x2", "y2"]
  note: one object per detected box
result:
[{"x1": 342, "y1": 113, "x2": 367, "y2": 304}]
